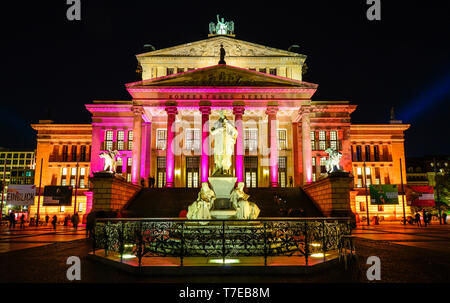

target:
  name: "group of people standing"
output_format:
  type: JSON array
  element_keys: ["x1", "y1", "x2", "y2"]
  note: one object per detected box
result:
[
  {"x1": 414, "y1": 210, "x2": 447, "y2": 227},
  {"x1": 5, "y1": 212, "x2": 80, "y2": 230}
]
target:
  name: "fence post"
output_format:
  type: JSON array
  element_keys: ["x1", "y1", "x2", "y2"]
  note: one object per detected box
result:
[
  {"x1": 180, "y1": 221, "x2": 184, "y2": 267},
  {"x1": 119, "y1": 222, "x2": 124, "y2": 262},
  {"x1": 104, "y1": 223, "x2": 108, "y2": 257},
  {"x1": 138, "y1": 222, "x2": 143, "y2": 268},
  {"x1": 304, "y1": 220, "x2": 309, "y2": 266},
  {"x1": 222, "y1": 220, "x2": 226, "y2": 265},
  {"x1": 264, "y1": 221, "x2": 267, "y2": 266},
  {"x1": 92, "y1": 224, "x2": 96, "y2": 255},
  {"x1": 322, "y1": 219, "x2": 326, "y2": 262}
]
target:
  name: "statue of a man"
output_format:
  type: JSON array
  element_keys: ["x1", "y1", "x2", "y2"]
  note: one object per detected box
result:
[
  {"x1": 211, "y1": 110, "x2": 237, "y2": 175},
  {"x1": 216, "y1": 14, "x2": 227, "y2": 34},
  {"x1": 187, "y1": 182, "x2": 216, "y2": 222},
  {"x1": 230, "y1": 182, "x2": 260, "y2": 219},
  {"x1": 218, "y1": 44, "x2": 226, "y2": 64}
]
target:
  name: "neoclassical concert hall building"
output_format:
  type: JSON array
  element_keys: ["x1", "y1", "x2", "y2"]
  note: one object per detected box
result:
[{"x1": 30, "y1": 29, "x2": 411, "y2": 221}]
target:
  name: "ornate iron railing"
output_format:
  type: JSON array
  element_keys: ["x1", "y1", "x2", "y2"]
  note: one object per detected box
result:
[{"x1": 92, "y1": 218, "x2": 352, "y2": 267}]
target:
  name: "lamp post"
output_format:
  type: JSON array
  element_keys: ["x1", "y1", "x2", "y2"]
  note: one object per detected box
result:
[
  {"x1": 399, "y1": 158, "x2": 406, "y2": 225},
  {"x1": 0, "y1": 160, "x2": 6, "y2": 223},
  {"x1": 73, "y1": 159, "x2": 79, "y2": 215},
  {"x1": 434, "y1": 157, "x2": 442, "y2": 225},
  {"x1": 36, "y1": 158, "x2": 43, "y2": 226}
]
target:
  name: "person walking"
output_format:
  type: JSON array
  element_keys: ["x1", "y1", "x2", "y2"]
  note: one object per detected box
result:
[
  {"x1": 85, "y1": 211, "x2": 96, "y2": 238},
  {"x1": 443, "y1": 212, "x2": 447, "y2": 224},
  {"x1": 63, "y1": 215, "x2": 69, "y2": 227},
  {"x1": 51, "y1": 215, "x2": 57, "y2": 230},
  {"x1": 422, "y1": 209, "x2": 427, "y2": 227},
  {"x1": 45, "y1": 215, "x2": 49, "y2": 226},
  {"x1": 20, "y1": 214, "x2": 25, "y2": 229},
  {"x1": 289, "y1": 176, "x2": 293, "y2": 187},
  {"x1": 9, "y1": 213, "x2": 16, "y2": 229},
  {"x1": 415, "y1": 212, "x2": 421, "y2": 227},
  {"x1": 427, "y1": 212, "x2": 432, "y2": 225},
  {"x1": 71, "y1": 212, "x2": 80, "y2": 230}
]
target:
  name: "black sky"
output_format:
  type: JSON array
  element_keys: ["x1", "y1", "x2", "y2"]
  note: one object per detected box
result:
[{"x1": 0, "y1": 1, "x2": 449, "y2": 157}]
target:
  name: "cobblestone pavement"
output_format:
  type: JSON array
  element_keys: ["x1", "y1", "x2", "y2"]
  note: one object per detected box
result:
[{"x1": 0, "y1": 223, "x2": 449, "y2": 283}]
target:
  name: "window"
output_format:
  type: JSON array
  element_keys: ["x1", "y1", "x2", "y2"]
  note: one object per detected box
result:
[
  {"x1": 312, "y1": 157, "x2": 316, "y2": 182},
  {"x1": 166, "y1": 68, "x2": 174, "y2": 75},
  {"x1": 127, "y1": 157, "x2": 132, "y2": 167},
  {"x1": 78, "y1": 202, "x2": 83, "y2": 212},
  {"x1": 320, "y1": 157, "x2": 327, "y2": 174},
  {"x1": 61, "y1": 167, "x2": 67, "y2": 186},
  {"x1": 249, "y1": 68, "x2": 256, "y2": 71},
  {"x1": 185, "y1": 129, "x2": 201, "y2": 150},
  {"x1": 374, "y1": 145, "x2": 380, "y2": 161},
  {"x1": 269, "y1": 68, "x2": 277, "y2": 75},
  {"x1": 62, "y1": 145, "x2": 68, "y2": 162},
  {"x1": 127, "y1": 131, "x2": 133, "y2": 150},
  {"x1": 365, "y1": 145, "x2": 371, "y2": 162},
  {"x1": 258, "y1": 68, "x2": 266, "y2": 73},
  {"x1": 60, "y1": 206, "x2": 65, "y2": 212},
  {"x1": 374, "y1": 167, "x2": 381, "y2": 184},
  {"x1": 177, "y1": 68, "x2": 185, "y2": 73},
  {"x1": 277, "y1": 129, "x2": 287, "y2": 150},
  {"x1": 319, "y1": 131, "x2": 326, "y2": 150},
  {"x1": 105, "y1": 130, "x2": 113, "y2": 151},
  {"x1": 117, "y1": 157, "x2": 123, "y2": 168},
  {"x1": 364, "y1": 167, "x2": 371, "y2": 186},
  {"x1": 356, "y1": 167, "x2": 362, "y2": 187},
  {"x1": 311, "y1": 131, "x2": 316, "y2": 150},
  {"x1": 330, "y1": 131, "x2": 338, "y2": 150},
  {"x1": 377, "y1": 205, "x2": 384, "y2": 212},
  {"x1": 156, "y1": 129, "x2": 167, "y2": 150},
  {"x1": 360, "y1": 202, "x2": 366, "y2": 212},
  {"x1": 356, "y1": 146, "x2": 362, "y2": 161},
  {"x1": 117, "y1": 131, "x2": 125, "y2": 150},
  {"x1": 278, "y1": 157, "x2": 287, "y2": 187},
  {"x1": 244, "y1": 129, "x2": 258, "y2": 152}
]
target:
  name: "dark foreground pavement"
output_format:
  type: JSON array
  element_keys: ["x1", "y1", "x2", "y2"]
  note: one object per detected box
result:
[{"x1": 0, "y1": 236, "x2": 449, "y2": 283}]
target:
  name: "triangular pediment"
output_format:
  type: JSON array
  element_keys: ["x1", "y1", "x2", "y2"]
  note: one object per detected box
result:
[
  {"x1": 128, "y1": 65, "x2": 317, "y2": 88},
  {"x1": 137, "y1": 36, "x2": 306, "y2": 58}
]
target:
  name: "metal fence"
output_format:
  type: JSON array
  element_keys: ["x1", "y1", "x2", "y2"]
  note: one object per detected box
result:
[{"x1": 93, "y1": 217, "x2": 352, "y2": 267}]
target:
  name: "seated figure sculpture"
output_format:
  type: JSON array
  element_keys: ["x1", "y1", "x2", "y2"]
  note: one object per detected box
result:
[
  {"x1": 230, "y1": 182, "x2": 260, "y2": 220},
  {"x1": 187, "y1": 182, "x2": 216, "y2": 222}
]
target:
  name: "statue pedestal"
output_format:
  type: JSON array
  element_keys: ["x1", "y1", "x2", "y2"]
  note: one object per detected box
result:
[{"x1": 208, "y1": 176, "x2": 237, "y2": 219}]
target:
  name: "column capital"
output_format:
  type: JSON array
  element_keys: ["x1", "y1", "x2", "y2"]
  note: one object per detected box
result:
[
  {"x1": 265, "y1": 105, "x2": 278, "y2": 116},
  {"x1": 233, "y1": 105, "x2": 245, "y2": 116},
  {"x1": 132, "y1": 106, "x2": 144, "y2": 116},
  {"x1": 165, "y1": 105, "x2": 178, "y2": 115},
  {"x1": 199, "y1": 105, "x2": 211, "y2": 115}
]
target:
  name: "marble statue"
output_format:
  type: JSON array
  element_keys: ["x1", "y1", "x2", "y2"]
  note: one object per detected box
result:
[
  {"x1": 99, "y1": 150, "x2": 119, "y2": 173},
  {"x1": 230, "y1": 182, "x2": 260, "y2": 220},
  {"x1": 208, "y1": 15, "x2": 235, "y2": 35},
  {"x1": 324, "y1": 148, "x2": 343, "y2": 173},
  {"x1": 187, "y1": 182, "x2": 216, "y2": 222},
  {"x1": 211, "y1": 110, "x2": 238, "y2": 175}
]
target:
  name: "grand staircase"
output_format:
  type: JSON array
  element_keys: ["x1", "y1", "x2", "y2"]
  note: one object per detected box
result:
[{"x1": 123, "y1": 187, "x2": 323, "y2": 218}]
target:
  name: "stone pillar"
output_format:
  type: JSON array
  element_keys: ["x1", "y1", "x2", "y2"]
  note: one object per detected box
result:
[
  {"x1": 301, "y1": 107, "x2": 313, "y2": 184},
  {"x1": 233, "y1": 105, "x2": 245, "y2": 183},
  {"x1": 141, "y1": 121, "x2": 152, "y2": 182},
  {"x1": 266, "y1": 105, "x2": 278, "y2": 187},
  {"x1": 90, "y1": 125, "x2": 103, "y2": 176},
  {"x1": 84, "y1": 191, "x2": 93, "y2": 214},
  {"x1": 341, "y1": 127, "x2": 352, "y2": 172},
  {"x1": 200, "y1": 105, "x2": 211, "y2": 183},
  {"x1": 165, "y1": 105, "x2": 178, "y2": 187},
  {"x1": 131, "y1": 106, "x2": 143, "y2": 185},
  {"x1": 292, "y1": 122, "x2": 302, "y2": 186}
]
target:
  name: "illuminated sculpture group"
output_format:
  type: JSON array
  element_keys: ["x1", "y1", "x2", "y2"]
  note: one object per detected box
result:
[
  {"x1": 209, "y1": 14, "x2": 234, "y2": 36},
  {"x1": 324, "y1": 148, "x2": 343, "y2": 174},
  {"x1": 99, "y1": 150, "x2": 119, "y2": 173}
]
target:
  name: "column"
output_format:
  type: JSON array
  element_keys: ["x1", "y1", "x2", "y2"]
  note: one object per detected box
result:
[
  {"x1": 200, "y1": 105, "x2": 211, "y2": 183},
  {"x1": 84, "y1": 191, "x2": 93, "y2": 214},
  {"x1": 165, "y1": 105, "x2": 178, "y2": 187},
  {"x1": 266, "y1": 105, "x2": 278, "y2": 187},
  {"x1": 233, "y1": 105, "x2": 245, "y2": 183},
  {"x1": 292, "y1": 122, "x2": 301, "y2": 186},
  {"x1": 131, "y1": 106, "x2": 143, "y2": 185},
  {"x1": 141, "y1": 121, "x2": 152, "y2": 182},
  {"x1": 301, "y1": 107, "x2": 312, "y2": 184},
  {"x1": 90, "y1": 125, "x2": 103, "y2": 176}
]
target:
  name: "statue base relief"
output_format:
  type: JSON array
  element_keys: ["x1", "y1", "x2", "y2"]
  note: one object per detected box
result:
[{"x1": 208, "y1": 176, "x2": 237, "y2": 219}]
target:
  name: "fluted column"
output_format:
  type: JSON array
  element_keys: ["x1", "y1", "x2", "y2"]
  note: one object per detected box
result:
[
  {"x1": 200, "y1": 105, "x2": 211, "y2": 183},
  {"x1": 301, "y1": 106, "x2": 312, "y2": 184},
  {"x1": 131, "y1": 106, "x2": 143, "y2": 185},
  {"x1": 90, "y1": 125, "x2": 103, "y2": 176},
  {"x1": 266, "y1": 105, "x2": 278, "y2": 187},
  {"x1": 165, "y1": 105, "x2": 178, "y2": 187},
  {"x1": 233, "y1": 105, "x2": 245, "y2": 183}
]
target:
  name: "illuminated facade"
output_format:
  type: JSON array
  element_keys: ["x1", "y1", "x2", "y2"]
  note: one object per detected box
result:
[{"x1": 31, "y1": 34, "x2": 411, "y2": 220}]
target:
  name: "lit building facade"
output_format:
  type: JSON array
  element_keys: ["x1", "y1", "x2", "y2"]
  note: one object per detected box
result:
[{"x1": 30, "y1": 33, "x2": 412, "y2": 221}]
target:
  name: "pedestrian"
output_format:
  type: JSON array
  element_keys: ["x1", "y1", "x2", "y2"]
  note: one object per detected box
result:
[
  {"x1": 86, "y1": 211, "x2": 96, "y2": 238},
  {"x1": 45, "y1": 215, "x2": 49, "y2": 226},
  {"x1": 51, "y1": 215, "x2": 57, "y2": 230},
  {"x1": 443, "y1": 212, "x2": 447, "y2": 224},
  {"x1": 150, "y1": 176, "x2": 155, "y2": 188},
  {"x1": 71, "y1": 212, "x2": 80, "y2": 230},
  {"x1": 423, "y1": 209, "x2": 427, "y2": 227},
  {"x1": 427, "y1": 212, "x2": 432, "y2": 225},
  {"x1": 415, "y1": 212, "x2": 421, "y2": 227},
  {"x1": 29, "y1": 217, "x2": 35, "y2": 227},
  {"x1": 140, "y1": 179, "x2": 145, "y2": 187},
  {"x1": 9, "y1": 213, "x2": 16, "y2": 229},
  {"x1": 289, "y1": 176, "x2": 293, "y2": 187},
  {"x1": 20, "y1": 214, "x2": 25, "y2": 229},
  {"x1": 63, "y1": 215, "x2": 69, "y2": 226}
]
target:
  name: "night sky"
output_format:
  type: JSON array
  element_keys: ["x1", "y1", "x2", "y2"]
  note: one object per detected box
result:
[{"x1": 0, "y1": 1, "x2": 448, "y2": 157}]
